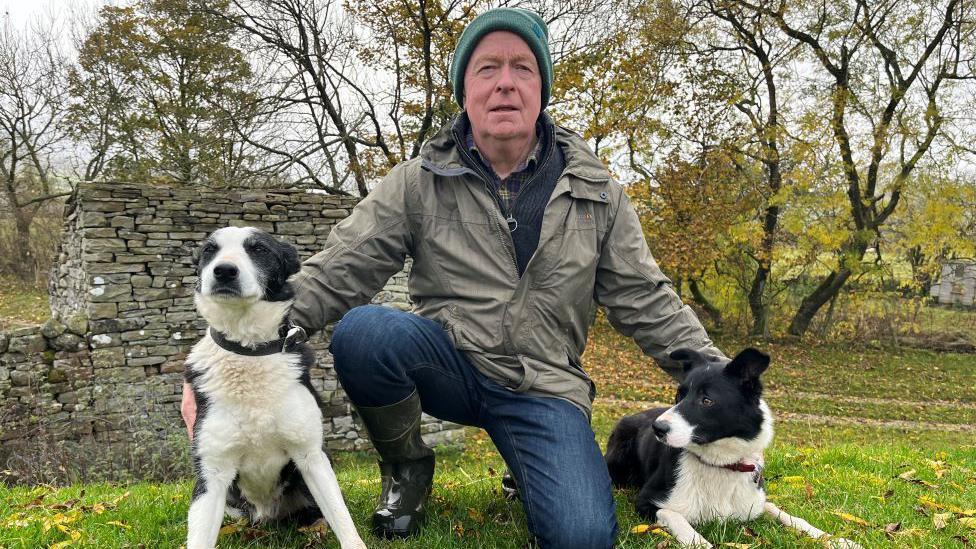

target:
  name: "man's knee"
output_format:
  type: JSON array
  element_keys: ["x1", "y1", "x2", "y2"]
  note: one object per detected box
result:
[
  {"x1": 330, "y1": 304, "x2": 390, "y2": 367},
  {"x1": 330, "y1": 304, "x2": 426, "y2": 374}
]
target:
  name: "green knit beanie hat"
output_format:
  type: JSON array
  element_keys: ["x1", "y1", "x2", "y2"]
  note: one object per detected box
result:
[{"x1": 450, "y1": 8, "x2": 552, "y2": 109}]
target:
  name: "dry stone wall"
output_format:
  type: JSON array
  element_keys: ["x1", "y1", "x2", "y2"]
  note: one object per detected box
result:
[{"x1": 0, "y1": 182, "x2": 461, "y2": 483}]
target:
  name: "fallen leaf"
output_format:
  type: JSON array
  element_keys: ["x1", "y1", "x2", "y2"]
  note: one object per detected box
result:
[
  {"x1": 218, "y1": 519, "x2": 247, "y2": 536},
  {"x1": 105, "y1": 520, "x2": 130, "y2": 529},
  {"x1": 467, "y1": 508, "x2": 485, "y2": 524},
  {"x1": 883, "y1": 522, "x2": 901, "y2": 538},
  {"x1": 49, "y1": 530, "x2": 81, "y2": 549},
  {"x1": 831, "y1": 511, "x2": 869, "y2": 526},
  {"x1": 960, "y1": 517, "x2": 976, "y2": 529},
  {"x1": 298, "y1": 520, "x2": 330, "y2": 536},
  {"x1": 651, "y1": 527, "x2": 673, "y2": 538},
  {"x1": 631, "y1": 524, "x2": 651, "y2": 534},
  {"x1": 934, "y1": 513, "x2": 953, "y2": 530}
]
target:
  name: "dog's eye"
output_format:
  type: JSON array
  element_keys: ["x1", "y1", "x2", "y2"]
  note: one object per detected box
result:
[
  {"x1": 252, "y1": 244, "x2": 270, "y2": 255},
  {"x1": 701, "y1": 396, "x2": 714, "y2": 407}
]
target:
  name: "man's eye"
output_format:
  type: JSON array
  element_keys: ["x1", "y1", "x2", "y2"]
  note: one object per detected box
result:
[{"x1": 701, "y1": 396, "x2": 714, "y2": 407}]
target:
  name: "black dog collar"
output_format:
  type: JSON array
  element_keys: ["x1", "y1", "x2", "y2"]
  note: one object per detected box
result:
[{"x1": 209, "y1": 324, "x2": 307, "y2": 356}]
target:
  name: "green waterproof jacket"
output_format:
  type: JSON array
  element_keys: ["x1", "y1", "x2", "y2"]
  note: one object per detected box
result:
[{"x1": 291, "y1": 117, "x2": 723, "y2": 413}]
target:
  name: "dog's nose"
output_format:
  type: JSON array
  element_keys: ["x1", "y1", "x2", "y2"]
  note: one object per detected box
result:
[
  {"x1": 213, "y1": 263, "x2": 239, "y2": 282},
  {"x1": 652, "y1": 419, "x2": 670, "y2": 439}
]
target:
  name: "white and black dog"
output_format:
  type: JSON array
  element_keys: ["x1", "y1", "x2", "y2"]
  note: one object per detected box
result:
[
  {"x1": 184, "y1": 226, "x2": 366, "y2": 549},
  {"x1": 605, "y1": 348, "x2": 860, "y2": 548}
]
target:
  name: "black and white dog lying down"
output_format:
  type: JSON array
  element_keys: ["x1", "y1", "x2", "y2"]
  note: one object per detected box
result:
[
  {"x1": 184, "y1": 227, "x2": 366, "y2": 549},
  {"x1": 605, "y1": 348, "x2": 860, "y2": 548}
]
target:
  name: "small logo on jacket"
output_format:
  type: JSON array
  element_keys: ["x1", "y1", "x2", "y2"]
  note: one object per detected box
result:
[{"x1": 578, "y1": 209, "x2": 594, "y2": 225}]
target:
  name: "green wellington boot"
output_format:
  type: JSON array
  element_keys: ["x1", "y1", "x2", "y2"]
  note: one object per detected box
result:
[{"x1": 355, "y1": 390, "x2": 435, "y2": 538}]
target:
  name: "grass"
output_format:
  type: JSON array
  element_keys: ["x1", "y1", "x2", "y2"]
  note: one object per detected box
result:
[
  {"x1": 1, "y1": 428, "x2": 974, "y2": 547},
  {"x1": 0, "y1": 275, "x2": 49, "y2": 331},
  {"x1": 1, "y1": 307, "x2": 974, "y2": 547}
]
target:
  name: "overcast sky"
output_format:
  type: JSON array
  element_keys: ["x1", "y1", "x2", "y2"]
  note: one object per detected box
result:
[{"x1": 1, "y1": 0, "x2": 114, "y2": 30}]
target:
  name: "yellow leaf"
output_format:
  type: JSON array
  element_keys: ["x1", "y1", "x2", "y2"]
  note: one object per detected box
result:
[
  {"x1": 219, "y1": 523, "x2": 242, "y2": 536},
  {"x1": 897, "y1": 470, "x2": 917, "y2": 480},
  {"x1": 933, "y1": 513, "x2": 952, "y2": 530},
  {"x1": 49, "y1": 530, "x2": 81, "y2": 549},
  {"x1": 631, "y1": 524, "x2": 652, "y2": 534},
  {"x1": 960, "y1": 517, "x2": 976, "y2": 529},
  {"x1": 782, "y1": 476, "x2": 805, "y2": 483},
  {"x1": 105, "y1": 520, "x2": 130, "y2": 529},
  {"x1": 831, "y1": 511, "x2": 870, "y2": 526},
  {"x1": 298, "y1": 521, "x2": 330, "y2": 535},
  {"x1": 651, "y1": 528, "x2": 673, "y2": 538},
  {"x1": 467, "y1": 508, "x2": 485, "y2": 524},
  {"x1": 918, "y1": 496, "x2": 946, "y2": 510},
  {"x1": 918, "y1": 496, "x2": 964, "y2": 514},
  {"x1": 109, "y1": 492, "x2": 130, "y2": 506}
]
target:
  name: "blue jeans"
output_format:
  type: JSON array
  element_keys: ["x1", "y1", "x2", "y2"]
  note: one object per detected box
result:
[{"x1": 330, "y1": 305, "x2": 618, "y2": 549}]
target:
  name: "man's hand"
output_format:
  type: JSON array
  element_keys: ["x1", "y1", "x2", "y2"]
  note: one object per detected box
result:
[{"x1": 181, "y1": 382, "x2": 197, "y2": 440}]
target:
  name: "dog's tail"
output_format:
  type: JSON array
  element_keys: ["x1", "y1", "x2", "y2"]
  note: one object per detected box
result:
[{"x1": 604, "y1": 416, "x2": 643, "y2": 488}]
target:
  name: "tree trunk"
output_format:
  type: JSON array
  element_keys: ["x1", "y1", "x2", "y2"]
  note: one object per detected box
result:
[
  {"x1": 11, "y1": 208, "x2": 34, "y2": 280},
  {"x1": 688, "y1": 279, "x2": 723, "y2": 330},
  {"x1": 788, "y1": 268, "x2": 853, "y2": 336},
  {"x1": 747, "y1": 265, "x2": 769, "y2": 337}
]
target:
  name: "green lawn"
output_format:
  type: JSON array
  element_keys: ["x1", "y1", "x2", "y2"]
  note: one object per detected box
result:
[{"x1": 1, "y1": 315, "x2": 975, "y2": 547}]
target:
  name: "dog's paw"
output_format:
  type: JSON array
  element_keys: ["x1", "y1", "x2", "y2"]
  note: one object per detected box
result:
[
  {"x1": 673, "y1": 533, "x2": 712, "y2": 548},
  {"x1": 826, "y1": 538, "x2": 862, "y2": 549}
]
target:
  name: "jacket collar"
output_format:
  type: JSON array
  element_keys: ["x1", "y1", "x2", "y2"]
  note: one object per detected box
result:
[{"x1": 420, "y1": 112, "x2": 611, "y2": 185}]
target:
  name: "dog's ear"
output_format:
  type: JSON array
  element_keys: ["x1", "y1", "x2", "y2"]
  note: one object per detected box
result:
[
  {"x1": 195, "y1": 238, "x2": 216, "y2": 268},
  {"x1": 670, "y1": 348, "x2": 705, "y2": 374},
  {"x1": 278, "y1": 239, "x2": 301, "y2": 277},
  {"x1": 723, "y1": 348, "x2": 769, "y2": 380}
]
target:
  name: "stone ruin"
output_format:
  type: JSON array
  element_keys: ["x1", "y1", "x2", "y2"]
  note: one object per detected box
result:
[{"x1": 0, "y1": 182, "x2": 463, "y2": 483}]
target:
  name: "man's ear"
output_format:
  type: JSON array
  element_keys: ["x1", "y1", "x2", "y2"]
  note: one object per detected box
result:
[
  {"x1": 670, "y1": 348, "x2": 706, "y2": 375},
  {"x1": 723, "y1": 348, "x2": 769, "y2": 380}
]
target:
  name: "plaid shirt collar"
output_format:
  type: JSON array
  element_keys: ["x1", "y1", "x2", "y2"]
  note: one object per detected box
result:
[{"x1": 464, "y1": 122, "x2": 544, "y2": 182}]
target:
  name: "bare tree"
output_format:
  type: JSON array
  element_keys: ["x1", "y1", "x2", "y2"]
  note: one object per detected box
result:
[
  {"x1": 0, "y1": 19, "x2": 72, "y2": 279},
  {"x1": 193, "y1": 0, "x2": 622, "y2": 196},
  {"x1": 689, "y1": 0, "x2": 804, "y2": 337}
]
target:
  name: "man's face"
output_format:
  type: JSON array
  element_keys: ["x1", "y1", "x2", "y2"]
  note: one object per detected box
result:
[{"x1": 463, "y1": 31, "x2": 542, "y2": 143}]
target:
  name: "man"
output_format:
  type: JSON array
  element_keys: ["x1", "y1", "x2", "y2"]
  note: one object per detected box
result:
[{"x1": 182, "y1": 8, "x2": 723, "y2": 548}]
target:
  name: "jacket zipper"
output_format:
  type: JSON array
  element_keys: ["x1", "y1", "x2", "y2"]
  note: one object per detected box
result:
[{"x1": 456, "y1": 147, "x2": 520, "y2": 281}]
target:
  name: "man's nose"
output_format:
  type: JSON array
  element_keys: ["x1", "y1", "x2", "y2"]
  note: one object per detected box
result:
[{"x1": 495, "y1": 64, "x2": 516, "y2": 91}]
